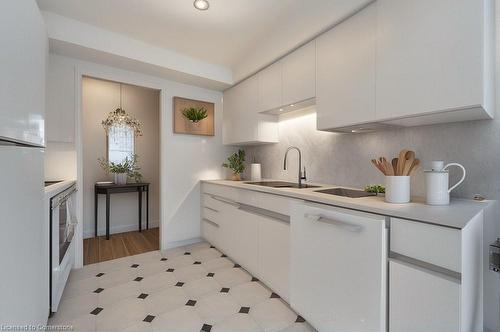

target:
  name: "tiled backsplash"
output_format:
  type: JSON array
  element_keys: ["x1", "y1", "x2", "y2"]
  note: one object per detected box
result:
[{"x1": 244, "y1": 108, "x2": 500, "y2": 200}]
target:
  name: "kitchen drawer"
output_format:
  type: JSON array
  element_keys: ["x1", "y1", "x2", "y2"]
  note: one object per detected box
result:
[
  {"x1": 202, "y1": 192, "x2": 239, "y2": 212},
  {"x1": 202, "y1": 183, "x2": 240, "y2": 200},
  {"x1": 238, "y1": 189, "x2": 295, "y2": 216},
  {"x1": 202, "y1": 206, "x2": 222, "y2": 224},
  {"x1": 201, "y1": 217, "x2": 220, "y2": 248},
  {"x1": 390, "y1": 218, "x2": 461, "y2": 273}
]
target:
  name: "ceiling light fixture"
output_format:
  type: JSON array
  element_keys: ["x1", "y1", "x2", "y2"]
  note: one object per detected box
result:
[{"x1": 193, "y1": 0, "x2": 209, "y2": 10}]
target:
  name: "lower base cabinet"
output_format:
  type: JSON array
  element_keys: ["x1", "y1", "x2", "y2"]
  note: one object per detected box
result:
[
  {"x1": 232, "y1": 208, "x2": 260, "y2": 275},
  {"x1": 389, "y1": 260, "x2": 460, "y2": 332},
  {"x1": 258, "y1": 216, "x2": 290, "y2": 301}
]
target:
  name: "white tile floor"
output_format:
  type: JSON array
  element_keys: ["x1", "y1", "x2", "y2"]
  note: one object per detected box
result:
[{"x1": 49, "y1": 241, "x2": 317, "y2": 332}]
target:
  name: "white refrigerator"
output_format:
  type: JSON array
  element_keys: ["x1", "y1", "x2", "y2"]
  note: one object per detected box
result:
[{"x1": 0, "y1": 0, "x2": 48, "y2": 326}]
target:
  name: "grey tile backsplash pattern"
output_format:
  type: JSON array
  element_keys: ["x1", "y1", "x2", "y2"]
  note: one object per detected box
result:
[{"x1": 244, "y1": 109, "x2": 500, "y2": 200}]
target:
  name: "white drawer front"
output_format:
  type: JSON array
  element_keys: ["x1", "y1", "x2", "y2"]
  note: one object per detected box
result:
[{"x1": 390, "y1": 218, "x2": 461, "y2": 273}]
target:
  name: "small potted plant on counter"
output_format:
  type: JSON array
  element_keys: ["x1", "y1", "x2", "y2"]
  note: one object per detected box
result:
[
  {"x1": 98, "y1": 155, "x2": 143, "y2": 185},
  {"x1": 222, "y1": 149, "x2": 246, "y2": 181}
]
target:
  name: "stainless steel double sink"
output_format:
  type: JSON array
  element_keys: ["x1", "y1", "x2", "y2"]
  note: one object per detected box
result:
[{"x1": 244, "y1": 181, "x2": 376, "y2": 198}]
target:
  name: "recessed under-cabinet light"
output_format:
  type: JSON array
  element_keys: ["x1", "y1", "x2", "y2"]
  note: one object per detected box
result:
[{"x1": 193, "y1": 0, "x2": 209, "y2": 10}]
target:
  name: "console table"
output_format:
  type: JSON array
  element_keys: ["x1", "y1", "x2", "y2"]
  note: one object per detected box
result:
[{"x1": 95, "y1": 182, "x2": 150, "y2": 240}]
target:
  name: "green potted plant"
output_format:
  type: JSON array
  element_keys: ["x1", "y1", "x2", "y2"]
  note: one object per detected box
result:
[
  {"x1": 98, "y1": 155, "x2": 143, "y2": 185},
  {"x1": 182, "y1": 106, "x2": 208, "y2": 127},
  {"x1": 222, "y1": 149, "x2": 246, "y2": 181}
]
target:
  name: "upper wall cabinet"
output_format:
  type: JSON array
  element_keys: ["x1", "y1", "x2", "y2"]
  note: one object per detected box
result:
[
  {"x1": 316, "y1": 3, "x2": 376, "y2": 130},
  {"x1": 223, "y1": 75, "x2": 279, "y2": 145},
  {"x1": 375, "y1": 0, "x2": 494, "y2": 126},
  {"x1": 282, "y1": 41, "x2": 316, "y2": 107},
  {"x1": 46, "y1": 57, "x2": 76, "y2": 143},
  {"x1": 316, "y1": 0, "x2": 494, "y2": 132},
  {"x1": 259, "y1": 61, "x2": 282, "y2": 112}
]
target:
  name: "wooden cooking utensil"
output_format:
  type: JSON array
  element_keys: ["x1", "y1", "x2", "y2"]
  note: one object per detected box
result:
[
  {"x1": 402, "y1": 152, "x2": 415, "y2": 176},
  {"x1": 408, "y1": 159, "x2": 420, "y2": 176},
  {"x1": 382, "y1": 157, "x2": 394, "y2": 176},
  {"x1": 392, "y1": 158, "x2": 398, "y2": 176},
  {"x1": 371, "y1": 159, "x2": 386, "y2": 175},
  {"x1": 397, "y1": 149, "x2": 409, "y2": 176}
]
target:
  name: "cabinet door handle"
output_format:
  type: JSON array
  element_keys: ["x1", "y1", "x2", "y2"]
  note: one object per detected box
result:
[
  {"x1": 238, "y1": 204, "x2": 290, "y2": 224},
  {"x1": 202, "y1": 218, "x2": 220, "y2": 228},
  {"x1": 209, "y1": 194, "x2": 240, "y2": 208},
  {"x1": 305, "y1": 213, "x2": 363, "y2": 233},
  {"x1": 204, "y1": 206, "x2": 219, "y2": 213}
]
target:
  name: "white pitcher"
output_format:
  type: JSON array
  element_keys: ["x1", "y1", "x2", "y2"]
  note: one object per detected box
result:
[{"x1": 425, "y1": 161, "x2": 466, "y2": 205}]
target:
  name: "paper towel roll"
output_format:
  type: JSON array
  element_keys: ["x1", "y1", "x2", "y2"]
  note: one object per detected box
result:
[{"x1": 250, "y1": 163, "x2": 262, "y2": 181}]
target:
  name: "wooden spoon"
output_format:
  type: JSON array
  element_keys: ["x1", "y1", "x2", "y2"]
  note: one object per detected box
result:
[
  {"x1": 392, "y1": 158, "x2": 399, "y2": 176},
  {"x1": 397, "y1": 149, "x2": 409, "y2": 176},
  {"x1": 408, "y1": 159, "x2": 420, "y2": 176},
  {"x1": 382, "y1": 157, "x2": 394, "y2": 176},
  {"x1": 402, "y1": 151, "x2": 415, "y2": 176}
]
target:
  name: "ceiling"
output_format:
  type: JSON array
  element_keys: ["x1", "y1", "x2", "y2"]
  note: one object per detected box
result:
[{"x1": 37, "y1": 0, "x2": 371, "y2": 81}]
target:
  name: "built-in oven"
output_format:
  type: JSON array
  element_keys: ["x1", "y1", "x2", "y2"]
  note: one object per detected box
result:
[{"x1": 49, "y1": 183, "x2": 78, "y2": 313}]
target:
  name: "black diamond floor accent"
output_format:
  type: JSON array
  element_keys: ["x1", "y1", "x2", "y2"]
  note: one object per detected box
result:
[
  {"x1": 220, "y1": 287, "x2": 230, "y2": 293},
  {"x1": 134, "y1": 277, "x2": 143, "y2": 282},
  {"x1": 90, "y1": 307, "x2": 103, "y2": 315},
  {"x1": 93, "y1": 288, "x2": 104, "y2": 293},
  {"x1": 160, "y1": 258, "x2": 168, "y2": 261},
  {"x1": 95, "y1": 273, "x2": 105, "y2": 277},
  {"x1": 296, "y1": 315, "x2": 306, "y2": 323},
  {"x1": 193, "y1": 261, "x2": 202, "y2": 265},
  {"x1": 186, "y1": 299, "x2": 197, "y2": 306},
  {"x1": 143, "y1": 315, "x2": 155, "y2": 323},
  {"x1": 166, "y1": 268, "x2": 175, "y2": 272},
  {"x1": 130, "y1": 264, "x2": 139, "y2": 268},
  {"x1": 239, "y1": 306, "x2": 250, "y2": 314},
  {"x1": 270, "y1": 292, "x2": 280, "y2": 298},
  {"x1": 138, "y1": 293, "x2": 149, "y2": 299},
  {"x1": 251, "y1": 277, "x2": 259, "y2": 282},
  {"x1": 221, "y1": 254, "x2": 227, "y2": 258},
  {"x1": 184, "y1": 252, "x2": 191, "y2": 255},
  {"x1": 175, "y1": 282, "x2": 185, "y2": 287},
  {"x1": 210, "y1": 245, "x2": 215, "y2": 248},
  {"x1": 201, "y1": 324, "x2": 212, "y2": 332},
  {"x1": 207, "y1": 272, "x2": 215, "y2": 277},
  {"x1": 233, "y1": 264, "x2": 241, "y2": 268}
]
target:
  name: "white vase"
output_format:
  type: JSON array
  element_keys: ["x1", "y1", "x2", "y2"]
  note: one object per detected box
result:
[{"x1": 114, "y1": 173, "x2": 128, "y2": 185}]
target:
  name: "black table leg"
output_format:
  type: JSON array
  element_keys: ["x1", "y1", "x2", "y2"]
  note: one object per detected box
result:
[
  {"x1": 95, "y1": 191, "x2": 98, "y2": 238},
  {"x1": 146, "y1": 186, "x2": 149, "y2": 230},
  {"x1": 106, "y1": 193, "x2": 110, "y2": 240},
  {"x1": 138, "y1": 188, "x2": 143, "y2": 232}
]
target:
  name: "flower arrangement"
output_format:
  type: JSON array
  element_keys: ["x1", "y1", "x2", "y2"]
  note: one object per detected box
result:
[
  {"x1": 182, "y1": 106, "x2": 208, "y2": 123},
  {"x1": 102, "y1": 108, "x2": 142, "y2": 136},
  {"x1": 222, "y1": 149, "x2": 246, "y2": 181},
  {"x1": 98, "y1": 155, "x2": 143, "y2": 183}
]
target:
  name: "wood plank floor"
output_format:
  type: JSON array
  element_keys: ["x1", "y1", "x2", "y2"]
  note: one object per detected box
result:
[{"x1": 83, "y1": 228, "x2": 159, "y2": 265}]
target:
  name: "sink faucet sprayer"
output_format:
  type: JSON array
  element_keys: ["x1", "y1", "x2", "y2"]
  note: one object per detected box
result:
[{"x1": 283, "y1": 146, "x2": 307, "y2": 188}]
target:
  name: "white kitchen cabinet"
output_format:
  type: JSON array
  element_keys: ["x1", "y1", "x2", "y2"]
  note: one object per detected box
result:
[
  {"x1": 258, "y1": 215, "x2": 290, "y2": 301},
  {"x1": 258, "y1": 61, "x2": 282, "y2": 112},
  {"x1": 223, "y1": 76, "x2": 278, "y2": 145},
  {"x1": 316, "y1": 3, "x2": 376, "y2": 131},
  {"x1": 282, "y1": 41, "x2": 316, "y2": 106},
  {"x1": 375, "y1": 0, "x2": 494, "y2": 125},
  {"x1": 232, "y1": 208, "x2": 260, "y2": 274},
  {"x1": 46, "y1": 57, "x2": 75, "y2": 143},
  {"x1": 389, "y1": 260, "x2": 460, "y2": 332},
  {"x1": 290, "y1": 202, "x2": 387, "y2": 332}
]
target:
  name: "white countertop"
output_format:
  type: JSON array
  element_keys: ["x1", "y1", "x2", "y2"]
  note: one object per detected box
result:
[
  {"x1": 202, "y1": 179, "x2": 493, "y2": 229},
  {"x1": 45, "y1": 179, "x2": 77, "y2": 199}
]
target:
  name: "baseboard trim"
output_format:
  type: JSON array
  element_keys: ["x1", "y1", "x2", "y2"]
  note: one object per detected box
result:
[
  {"x1": 164, "y1": 237, "x2": 203, "y2": 250},
  {"x1": 83, "y1": 220, "x2": 160, "y2": 239}
]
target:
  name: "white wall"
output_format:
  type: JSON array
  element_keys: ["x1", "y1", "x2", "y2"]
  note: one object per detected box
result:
[
  {"x1": 45, "y1": 53, "x2": 234, "y2": 251},
  {"x1": 0, "y1": 0, "x2": 49, "y2": 326}
]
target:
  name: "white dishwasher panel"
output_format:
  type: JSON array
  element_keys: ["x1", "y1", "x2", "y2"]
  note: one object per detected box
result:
[{"x1": 290, "y1": 202, "x2": 387, "y2": 332}]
